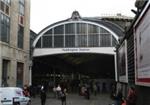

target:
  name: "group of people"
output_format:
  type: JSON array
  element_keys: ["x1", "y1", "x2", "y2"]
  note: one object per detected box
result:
[
  {"x1": 22, "y1": 83, "x2": 68, "y2": 105},
  {"x1": 53, "y1": 84, "x2": 67, "y2": 105},
  {"x1": 112, "y1": 86, "x2": 137, "y2": 105},
  {"x1": 22, "y1": 82, "x2": 137, "y2": 105},
  {"x1": 39, "y1": 84, "x2": 68, "y2": 105}
]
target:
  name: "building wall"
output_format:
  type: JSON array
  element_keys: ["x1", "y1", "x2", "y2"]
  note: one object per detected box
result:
[
  {"x1": 116, "y1": 1, "x2": 150, "y2": 105},
  {"x1": 0, "y1": 0, "x2": 30, "y2": 87}
]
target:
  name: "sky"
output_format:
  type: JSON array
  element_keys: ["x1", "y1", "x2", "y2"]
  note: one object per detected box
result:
[{"x1": 30, "y1": 0, "x2": 136, "y2": 34}]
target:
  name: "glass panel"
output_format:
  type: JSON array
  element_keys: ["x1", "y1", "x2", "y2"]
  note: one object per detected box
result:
[
  {"x1": 54, "y1": 25, "x2": 64, "y2": 34},
  {"x1": 65, "y1": 23, "x2": 75, "y2": 34},
  {"x1": 77, "y1": 35, "x2": 87, "y2": 47},
  {"x1": 45, "y1": 29, "x2": 52, "y2": 35},
  {"x1": 88, "y1": 24, "x2": 99, "y2": 33},
  {"x1": 19, "y1": 0, "x2": 25, "y2": 4},
  {"x1": 6, "y1": 5, "x2": 9, "y2": 15},
  {"x1": 6, "y1": 16, "x2": 10, "y2": 25},
  {"x1": 1, "y1": 22, "x2": 7, "y2": 42},
  {"x1": 42, "y1": 36, "x2": 52, "y2": 48},
  {"x1": 77, "y1": 23, "x2": 87, "y2": 34},
  {"x1": 36, "y1": 37, "x2": 41, "y2": 48},
  {"x1": 19, "y1": 4, "x2": 24, "y2": 15},
  {"x1": 100, "y1": 27, "x2": 109, "y2": 34},
  {"x1": 112, "y1": 36, "x2": 118, "y2": 46},
  {"x1": 65, "y1": 35, "x2": 75, "y2": 47},
  {"x1": 100, "y1": 34, "x2": 111, "y2": 47},
  {"x1": 1, "y1": 1, "x2": 5, "y2": 12},
  {"x1": 6, "y1": 0, "x2": 11, "y2": 5},
  {"x1": 1, "y1": 14, "x2": 10, "y2": 43},
  {"x1": 88, "y1": 34, "x2": 99, "y2": 47},
  {"x1": 18, "y1": 25, "x2": 24, "y2": 48},
  {"x1": 54, "y1": 35, "x2": 64, "y2": 47},
  {"x1": 2, "y1": 0, "x2": 11, "y2": 5}
]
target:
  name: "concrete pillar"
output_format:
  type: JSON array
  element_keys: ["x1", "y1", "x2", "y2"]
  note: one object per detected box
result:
[
  {"x1": 0, "y1": 54, "x2": 2, "y2": 86},
  {"x1": 114, "y1": 54, "x2": 118, "y2": 82},
  {"x1": 29, "y1": 66, "x2": 32, "y2": 86}
]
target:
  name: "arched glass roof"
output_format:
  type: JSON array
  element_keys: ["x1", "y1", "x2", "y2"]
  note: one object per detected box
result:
[
  {"x1": 33, "y1": 11, "x2": 123, "y2": 49},
  {"x1": 34, "y1": 22, "x2": 118, "y2": 48}
]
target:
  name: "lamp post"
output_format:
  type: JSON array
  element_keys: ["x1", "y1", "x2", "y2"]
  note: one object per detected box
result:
[
  {"x1": 29, "y1": 46, "x2": 34, "y2": 86},
  {"x1": 29, "y1": 60, "x2": 32, "y2": 86}
]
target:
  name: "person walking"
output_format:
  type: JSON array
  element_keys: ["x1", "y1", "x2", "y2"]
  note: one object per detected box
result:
[
  {"x1": 93, "y1": 83, "x2": 97, "y2": 96},
  {"x1": 40, "y1": 86, "x2": 47, "y2": 105},
  {"x1": 60, "y1": 88, "x2": 67, "y2": 105},
  {"x1": 126, "y1": 87, "x2": 137, "y2": 105},
  {"x1": 56, "y1": 84, "x2": 61, "y2": 99},
  {"x1": 53, "y1": 86, "x2": 57, "y2": 98},
  {"x1": 114, "y1": 88, "x2": 123, "y2": 105}
]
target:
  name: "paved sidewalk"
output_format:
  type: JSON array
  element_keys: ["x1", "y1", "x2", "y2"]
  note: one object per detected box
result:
[{"x1": 31, "y1": 93, "x2": 115, "y2": 105}]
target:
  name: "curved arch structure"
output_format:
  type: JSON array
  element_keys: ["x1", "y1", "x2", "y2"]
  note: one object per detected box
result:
[
  {"x1": 31, "y1": 12, "x2": 126, "y2": 85},
  {"x1": 33, "y1": 12, "x2": 124, "y2": 57}
]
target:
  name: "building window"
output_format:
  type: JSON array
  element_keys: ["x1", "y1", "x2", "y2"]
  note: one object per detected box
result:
[
  {"x1": 1, "y1": 1, "x2": 5, "y2": 11},
  {"x1": 100, "y1": 28, "x2": 112, "y2": 47},
  {"x1": 2, "y1": 59, "x2": 10, "y2": 87},
  {"x1": 65, "y1": 23, "x2": 75, "y2": 34},
  {"x1": 1, "y1": 0, "x2": 11, "y2": 5},
  {"x1": 54, "y1": 35, "x2": 64, "y2": 48},
  {"x1": 77, "y1": 35, "x2": 87, "y2": 47},
  {"x1": 88, "y1": 34, "x2": 99, "y2": 47},
  {"x1": 88, "y1": 24, "x2": 99, "y2": 47},
  {"x1": 19, "y1": 0, "x2": 25, "y2": 15},
  {"x1": 18, "y1": 25, "x2": 24, "y2": 48},
  {"x1": 36, "y1": 37, "x2": 41, "y2": 48},
  {"x1": 16, "y1": 62, "x2": 24, "y2": 87},
  {"x1": 77, "y1": 23, "x2": 87, "y2": 34},
  {"x1": 42, "y1": 35, "x2": 52, "y2": 48},
  {"x1": 0, "y1": 0, "x2": 10, "y2": 15},
  {"x1": 18, "y1": 0, "x2": 25, "y2": 25},
  {"x1": 54, "y1": 25, "x2": 64, "y2": 48},
  {"x1": 100, "y1": 34, "x2": 111, "y2": 47},
  {"x1": 0, "y1": 13, "x2": 10, "y2": 43},
  {"x1": 65, "y1": 35, "x2": 75, "y2": 47}
]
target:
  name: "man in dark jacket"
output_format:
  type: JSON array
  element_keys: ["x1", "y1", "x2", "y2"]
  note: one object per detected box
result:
[{"x1": 40, "y1": 86, "x2": 47, "y2": 105}]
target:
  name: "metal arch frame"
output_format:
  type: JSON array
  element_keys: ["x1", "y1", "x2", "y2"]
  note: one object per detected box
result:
[{"x1": 33, "y1": 20, "x2": 119, "y2": 48}]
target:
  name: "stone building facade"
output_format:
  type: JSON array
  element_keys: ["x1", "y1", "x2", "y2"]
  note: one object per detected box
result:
[{"x1": 0, "y1": 0, "x2": 30, "y2": 87}]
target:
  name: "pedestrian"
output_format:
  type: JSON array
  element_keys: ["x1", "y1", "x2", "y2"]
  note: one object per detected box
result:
[
  {"x1": 23, "y1": 85, "x2": 30, "y2": 97},
  {"x1": 40, "y1": 86, "x2": 47, "y2": 105},
  {"x1": 110, "y1": 83, "x2": 116, "y2": 100},
  {"x1": 93, "y1": 83, "x2": 97, "y2": 96},
  {"x1": 53, "y1": 86, "x2": 57, "y2": 98},
  {"x1": 114, "y1": 88, "x2": 123, "y2": 105},
  {"x1": 84, "y1": 86, "x2": 90, "y2": 100},
  {"x1": 56, "y1": 84, "x2": 61, "y2": 99},
  {"x1": 60, "y1": 88, "x2": 67, "y2": 105},
  {"x1": 126, "y1": 86, "x2": 137, "y2": 105}
]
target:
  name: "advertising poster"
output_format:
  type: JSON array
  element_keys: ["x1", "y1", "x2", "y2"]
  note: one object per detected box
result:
[
  {"x1": 134, "y1": 5, "x2": 150, "y2": 86},
  {"x1": 118, "y1": 40, "x2": 128, "y2": 83}
]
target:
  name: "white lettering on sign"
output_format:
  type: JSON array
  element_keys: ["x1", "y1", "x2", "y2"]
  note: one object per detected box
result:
[{"x1": 62, "y1": 48, "x2": 90, "y2": 52}]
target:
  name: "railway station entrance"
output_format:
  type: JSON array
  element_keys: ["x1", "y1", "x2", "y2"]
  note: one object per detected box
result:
[{"x1": 32, "y1": 11, "x2": 124, "y2": 93}]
